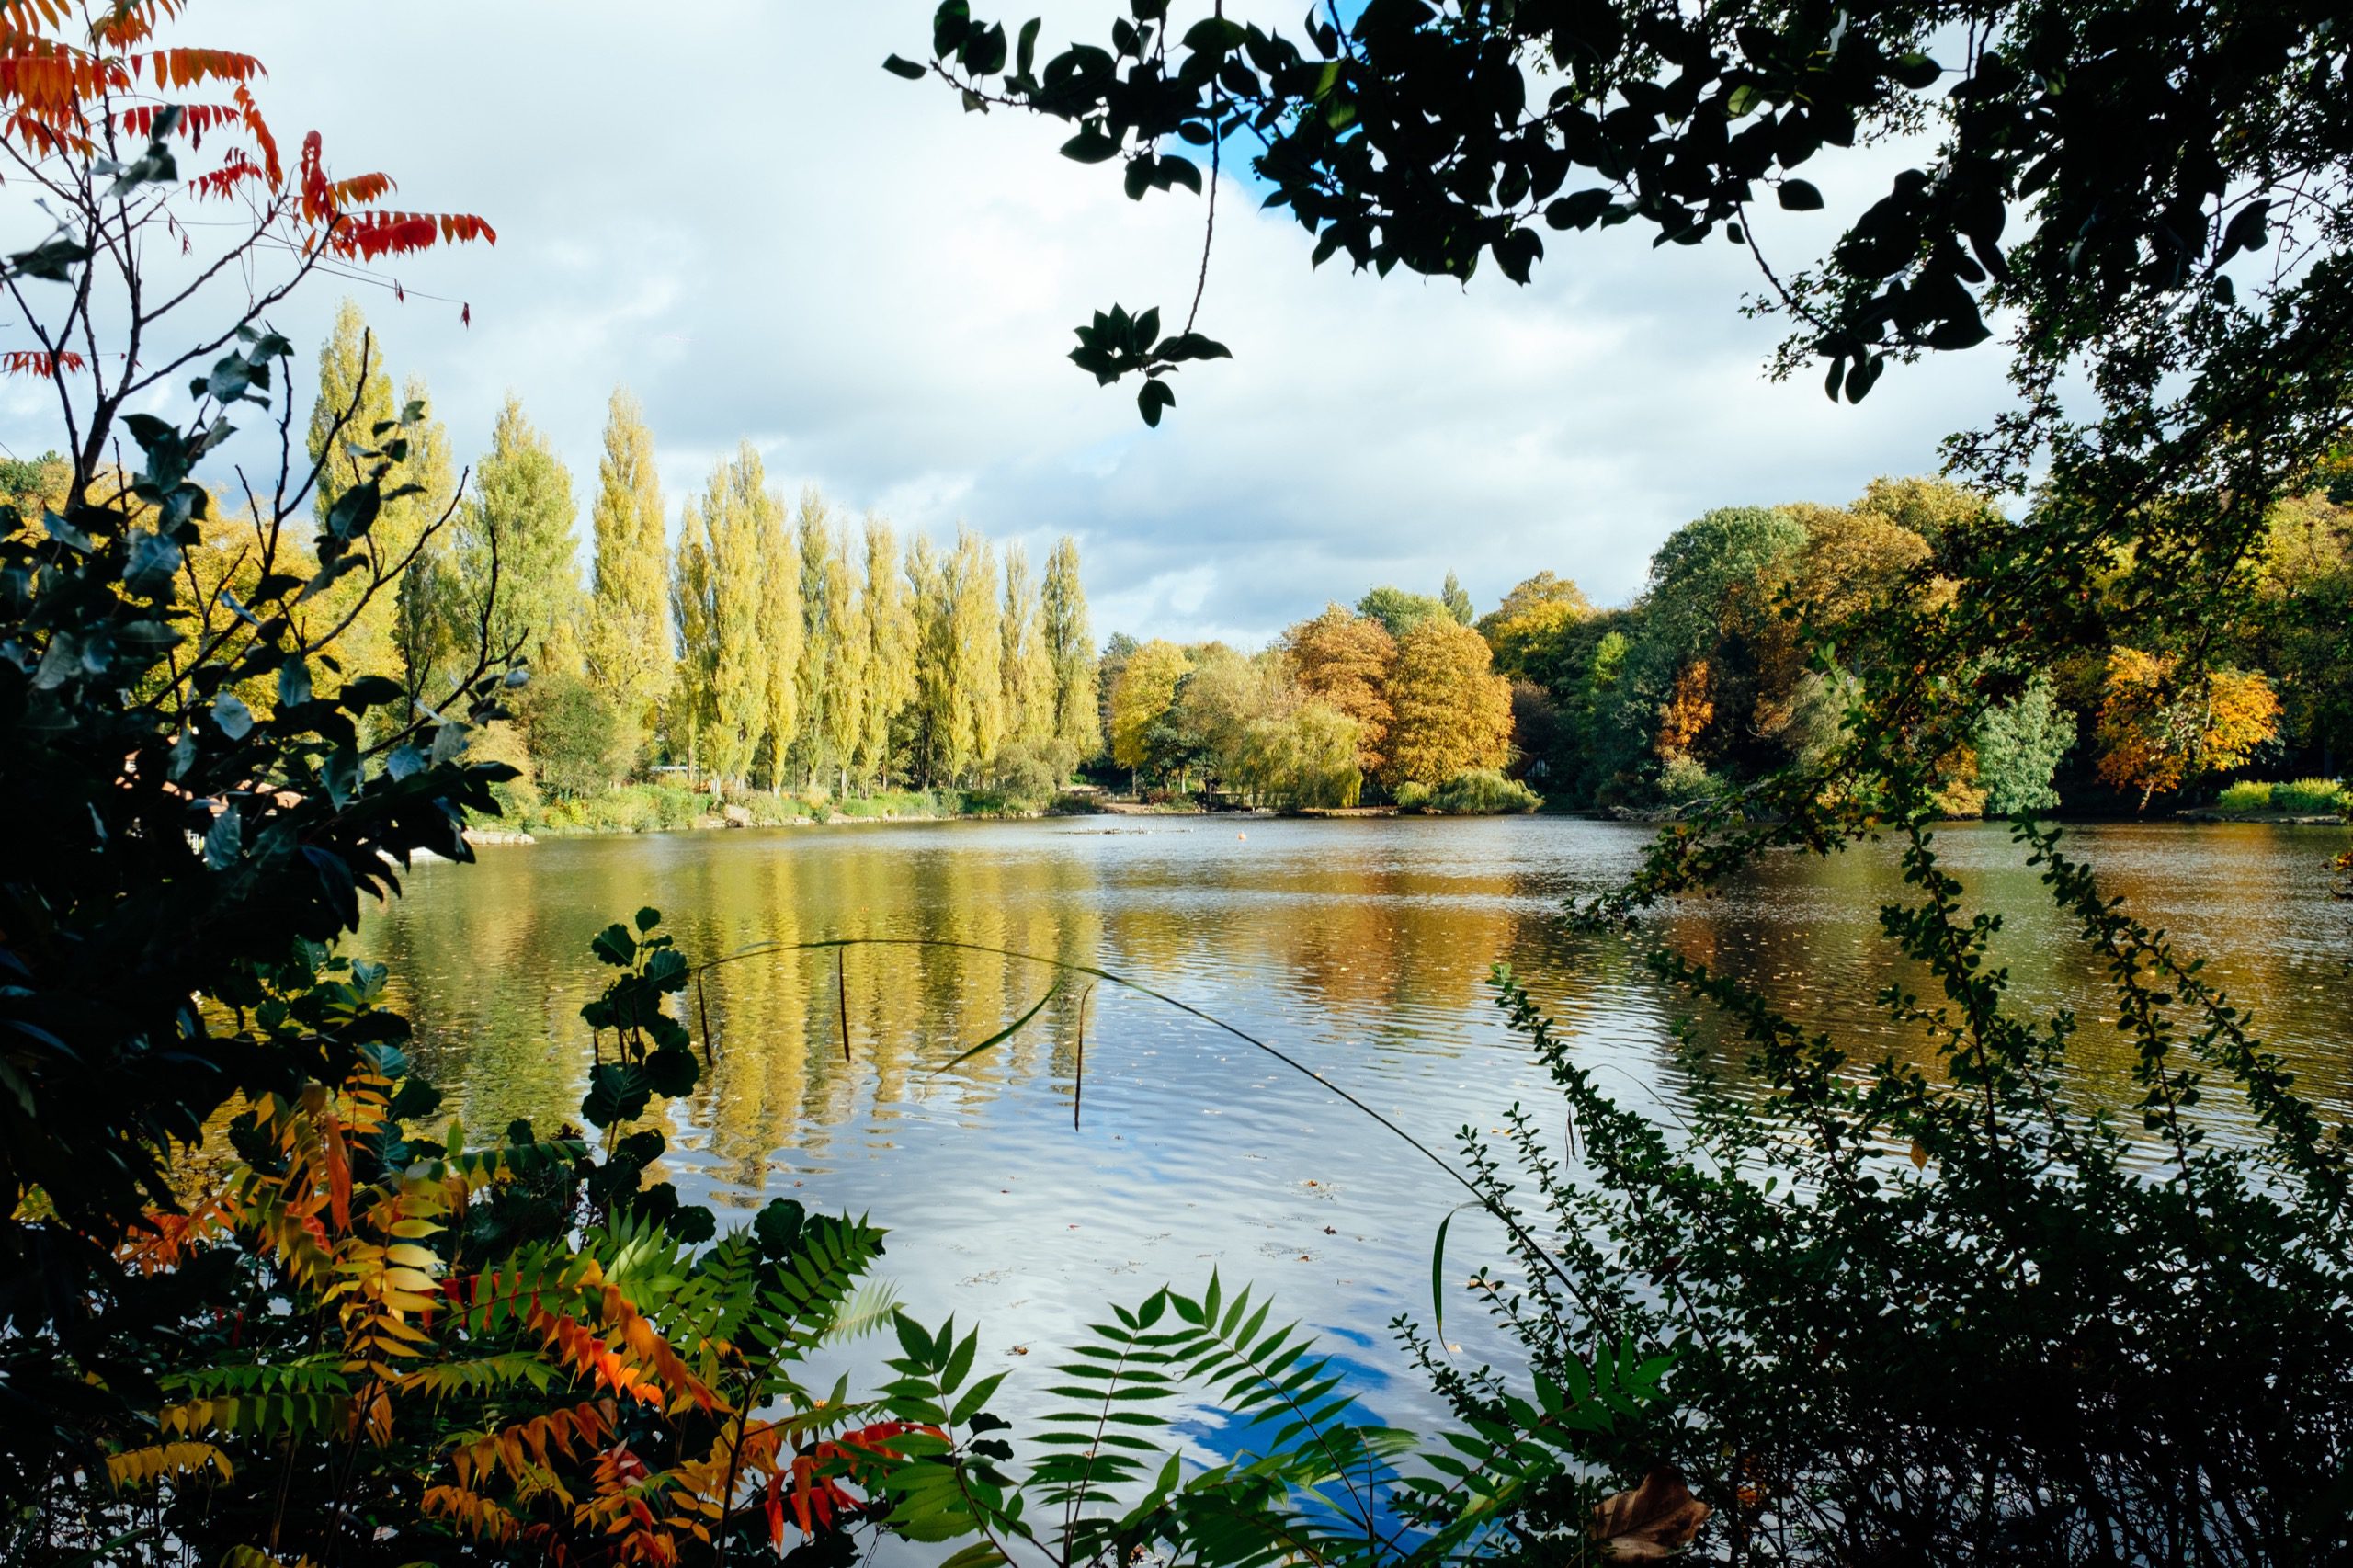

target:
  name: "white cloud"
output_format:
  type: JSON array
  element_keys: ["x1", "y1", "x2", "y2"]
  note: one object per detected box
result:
[{"x1": 1, "y1": 1, "x2": 2017, "y2": 645}]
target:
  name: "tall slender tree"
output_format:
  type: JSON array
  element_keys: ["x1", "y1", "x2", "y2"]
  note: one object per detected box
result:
[
  {"x1": 389, "y1": 374, "x2": 460, "y2": 705},
  {"x1": 858, "y1": 517, "x2": 916, "y2": 790},
  {"x1": 947, "y1": 528, "x2": 1006, "y2": 780},
  {"x1": 306, "y1": 301, "x2": 447, "y2": 699},
  {"x1": 743, "y1": 452, "x2": 798, "y2": 790},
  {"x1": 824, "y1": 536, "x2": 869, "y2": 797},
  {"x1": 907, "y1": 534, "x2": 954, "y2": 784},
  {"x1": 999, "y1": 543, "x2": 1056, "y2": 750},
  {"x1": 456, "y1": 396, "x2": 581, "y2": 672},
  {"x1": 793, "y1": 489, "x2": 843, "y2": 784},
  {"x1": 1041, "y1": 536, "x2": 1100, "y2": 759},
  {"x1": 671, "y1": 494, "x2": 715, "y2": 781},
  {"x1": 583, "y1": 388, "x2": 671, "y2": 772}
]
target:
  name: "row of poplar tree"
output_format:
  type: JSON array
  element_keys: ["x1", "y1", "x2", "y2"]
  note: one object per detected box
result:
[{"x1": 307, "y1": 303, "x2": 1100, "y2": 800}]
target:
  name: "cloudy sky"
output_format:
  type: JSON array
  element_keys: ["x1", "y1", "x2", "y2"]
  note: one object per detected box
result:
[{"x1": 7, "y1": 3, "x2": 2016, "y2": 645}]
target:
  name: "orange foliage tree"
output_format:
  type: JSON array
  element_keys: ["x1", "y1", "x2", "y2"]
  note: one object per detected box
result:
[
  {"x1": 0, "y1": 0, "x2": 493, "y2": 487},
  {"x1": 1280, "y1": 602, "x2": 1397, "y2": 776},
  {"x1": 2095, "y1": 649, "x2": 2281, "y2": 806}
]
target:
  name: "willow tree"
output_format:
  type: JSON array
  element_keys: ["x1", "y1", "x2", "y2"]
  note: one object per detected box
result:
[
  {"x1": 584, "y1": 387, "x2": 672, "y2": 771},
  {"x1": 859, "y1": 517, "x2": 917, "y2": 789},
  {"x1": 1041, "y1": 535, "x2": 1100, "y2": 759}
]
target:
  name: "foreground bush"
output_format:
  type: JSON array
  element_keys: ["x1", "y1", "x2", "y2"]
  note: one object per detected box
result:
[{"x1": 1418, "y1": 821, "x2": 2353, "y2": 1563}]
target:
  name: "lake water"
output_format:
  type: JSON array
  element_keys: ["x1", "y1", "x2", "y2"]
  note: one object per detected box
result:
[{"x1": 360, "y1": 815, "x2": 2353, "y2": 1441}]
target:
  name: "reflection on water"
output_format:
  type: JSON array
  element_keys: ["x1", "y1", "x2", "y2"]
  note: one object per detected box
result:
[{"x1": 360, "y1": 816, "x2": 2353, "y2": 1435}]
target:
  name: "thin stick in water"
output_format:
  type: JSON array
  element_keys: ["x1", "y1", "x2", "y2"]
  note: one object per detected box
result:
[
  {"x1": 836, "y1": 948, "x2": 852, "y2": 1065},
  {"x1": 1074, "y1": 983, "x2": 1095, "y2": 1132}
]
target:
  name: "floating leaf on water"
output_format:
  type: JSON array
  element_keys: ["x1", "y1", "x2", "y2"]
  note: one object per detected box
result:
[{"x1": 1592, "y1": 1466, "x2": 1712, "y2": 1560}]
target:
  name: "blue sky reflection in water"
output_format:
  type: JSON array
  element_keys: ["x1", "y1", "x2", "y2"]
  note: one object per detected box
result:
[{"x1": 357, "y1": 815, "x2": 2353, "y2": 1453}]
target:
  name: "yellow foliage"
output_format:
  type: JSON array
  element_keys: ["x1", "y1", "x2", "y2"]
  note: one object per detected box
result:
[
  {"x1": 105, "y1": 1440, "x2": 233, "y2": 1489},
  {"x1": 2096, "y1": 649, "x2": 2282, "y2": 805},
  {"x1": 1381, "y1": 618, "x2": 1514, "y2": 788}
]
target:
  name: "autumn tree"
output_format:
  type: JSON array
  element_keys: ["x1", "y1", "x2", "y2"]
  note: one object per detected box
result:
[
  {"x1": 1041, "y1": 536, "x2": 1100, "y2": 759},
  {"x1": 945, "y1": 528, "x2": 1006, "y2": 780},
  {"x1": 821, "y1": 520, "x2": 870, "y2": 795},
  {"x1": 999, "y1": 543, "x2": 1056, "y2": 750},
  {"x1": 1281, "y1": 604, "x2": 1396, "y2": 776},
  {"x1": 1109, "y1": 639, "x2": 1191, "y2": 788},
  {"x1": 792, "y1": 489, "x2": 845, "y2": 784},
  {"x1": 1382, "y1": 617, "x2": 1515, "y2": 789},
  {"x1": 748, "y1": 458, "x2": 801, "y2": 790},
  {"x1": 584, "y1": 388, "x2": 671, "y2": 772},
  {"x1": 859, "y1": 517, "x2": 917, "y2": 789},
  {"x1": 2096, "y1": 651, "x2": 2282, "y2": 808},
  {"x1": 672, "y1": 449, "x2": 775, "y2": 793}
]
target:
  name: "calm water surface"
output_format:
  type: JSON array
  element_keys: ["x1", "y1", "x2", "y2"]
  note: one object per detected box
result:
[{"x1": 359, "y1": 815, "x2": 2353, "y2": 1438}]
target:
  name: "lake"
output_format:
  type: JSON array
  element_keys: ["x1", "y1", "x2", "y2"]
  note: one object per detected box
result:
[{"x1": 360, "y1": 814, "x2": 2353, "y2": 1439}]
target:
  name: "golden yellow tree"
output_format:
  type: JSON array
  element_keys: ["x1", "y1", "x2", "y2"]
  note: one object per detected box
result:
[
  {"x1": 1108, "y1": 639, "x2": 1191, "y2": 784},
  {"x1": 2096, "y1": 649, "x2": 2281, "y2": 806},
  {"x1": 1381, "y1": 617, "x2": 1515, "y2": 789}
]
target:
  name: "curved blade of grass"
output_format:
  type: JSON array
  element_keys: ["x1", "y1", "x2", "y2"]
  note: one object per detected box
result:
[
  {"x1": 929, "y1": 979, "x2": 1063, "y2": 1076},
  {"x1": 1431, "y1": 1201, "x2": 1481, "y2": 1341}
]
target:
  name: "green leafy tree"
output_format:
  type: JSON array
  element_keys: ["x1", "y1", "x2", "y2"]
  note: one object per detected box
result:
[
  {"x1": 821, "y1": 520, "x2": 869, "y2": 796},
  {"x1": 1441, "y1": 569, "x2": 1475, "y2": 625},
  {"x1": 673, "y1": 449, "x2": 774, "y2": 793},
  {"x1": 583, "y1": 387, "x2": 671, "y2": 773},
  {"x1": 455, "y1": 396, "x2": 580, "y2": 672},
  {"x1": 388, "y1": 375, "x2": 461, "y2": 706},
  {"x1": 515, "y1": 665, "x2": 622, "y2": 800},
  {"x1": 1974, "y1": 674, "x2": 2074, "y2": 816},
  {"x1": 1357, "y1": 583, "x2": 1449, "y2": 640},
  {"x1": 1096, "y1": 631, "x2": 1140, "y2": 764}
]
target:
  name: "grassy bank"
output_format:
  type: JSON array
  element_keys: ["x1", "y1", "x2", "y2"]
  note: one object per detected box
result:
[{"x1": 488, "y1": 782, "x2": 1104, "y2": 836}]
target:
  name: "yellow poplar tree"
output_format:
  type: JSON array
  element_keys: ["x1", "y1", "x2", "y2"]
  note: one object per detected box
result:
[
  {"x1": 1000, "y1": 543, "x2": 1056, "y2": 749},
  {"x1": 947, "y1": 528, "x2": 1006, "y2": 780},
  {"x1": 671, "y1": 494, "x2": 715, "y2": 778},
  {"x1": 858, "y1": 517, "x2": 916, "y2": 790},
  {"x1": 1041, "y1": 536, "x2": 1100, "y2": 758},
  {"x1": 745, "y1": 454, "x2": 800, "y2": 791},
  {"x1": 584, "y1": 388, "x2": 671, "y2": 771}
]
